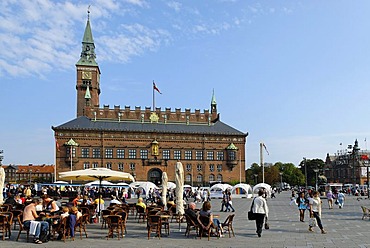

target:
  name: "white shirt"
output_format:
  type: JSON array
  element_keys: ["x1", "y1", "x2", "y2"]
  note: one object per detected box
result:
[{"x1": 252, "y1": 196, "x2": 269, "y2": 218}]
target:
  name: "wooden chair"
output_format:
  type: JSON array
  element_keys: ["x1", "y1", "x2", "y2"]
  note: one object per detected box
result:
[
  {"x1": 16, "y1": 214, "x2": 30, "y2": 242},
  {"x1": 135, "y1": 205, "x2": 146, "y2": 223},
  {"x1": 0, "y1": 214, "x2": 11, "y2": 240},
  {"x1": 198, "y1": 215, "x2": 217, "y2": 241},
  {"x1": 11, "y1": 210, "x2": 23, "y2": 230},
  {"x1": 361, "y1": 206, "x2": 370, "y2": 220},
  {"x1": 75, "y1": 214, "x2": 88, "y2": 239},
  {"x1": 184, "y1": 213, "x2": 199, "y2": 238},
  {"x1": 106, "y1": 215, "x2": 123, "y2": 240},
  {"x1": 169, "y1": 205, "x2": 179, "y2": 223},
  {"x1": 115, "y1": 211, "x2": 128, "y2": 234},
  {"x1": 52, "y1": 217, "x2": 68, "y2": 242},
  {"x1": 221, "y1": 214, "x2": 235, "y2": 238},
  {"x1": 147, "y1": 215, "x2": 161, "y2": 240},
  {"x1": 101, "y1": 209, "x2": 112, "y2": 229}
]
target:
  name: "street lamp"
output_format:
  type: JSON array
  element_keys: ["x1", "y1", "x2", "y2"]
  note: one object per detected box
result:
[
  {"x1": 303, "y1": 157, "x2": 307, "y2": 190},
  {"x1": 313, "y1": 168, "x2": 319, "y2": 191},
  {"x1": 29, "y1": 169, "x2": 32, "y2": 184},
  {"x1": 279, "y1": 172, "x2": 283, "y2": 189}
]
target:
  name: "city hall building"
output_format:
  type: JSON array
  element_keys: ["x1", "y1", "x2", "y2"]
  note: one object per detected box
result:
[{"x1": 52, "y1": 15, "x2": 248, "y2": 186}]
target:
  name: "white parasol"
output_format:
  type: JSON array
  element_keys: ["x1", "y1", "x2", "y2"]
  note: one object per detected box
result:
[
  {"x1": 162, "y1": 172, "x2": 168, "y2": 207},
  {"x1": 59, "y1": 168, "x2": 135, "y2": 217},
  {"x1": 175, "y1": 162, "x2": 184, "y2": 215}
]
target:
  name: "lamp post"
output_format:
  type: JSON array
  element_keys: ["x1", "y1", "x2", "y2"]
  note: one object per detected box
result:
[
  {"x1": 303, "y1": 157, "x2": 307, "y2": 190},
  {"x1": 313, "y1": 168, "x2": 319, "y2": 191},
  {"x1": 29, "y1": 169, "x2": 32, "y2": 184},
  {"x1": 279, "y1": 172, "x2": 283, "y2": 189}
]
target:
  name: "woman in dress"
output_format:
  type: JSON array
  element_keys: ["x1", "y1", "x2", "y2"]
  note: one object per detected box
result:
[
  {"x1": 296, "y1": 192, "x2": 308, "y2": 222},
  {"x1": 308, "y1": 191, "x2": 327, "y2": 234}
]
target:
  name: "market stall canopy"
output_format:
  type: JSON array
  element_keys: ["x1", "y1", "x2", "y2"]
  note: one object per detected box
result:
[
  {"x1": 231, "y1": 183, "x2": 253, "y2": 198},
  {"x1": 253, "y1": 183, "x2": 272, "y2": 197},
  {"x1": 129, "y1": 181, "x2": 158, "y2": 197}
]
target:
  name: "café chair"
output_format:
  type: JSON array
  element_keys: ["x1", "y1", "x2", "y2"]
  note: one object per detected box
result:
[
  {"x1": 106, "y1": 215, "x2": 123, "y2": 240},
  {"x1": 16, "y1": 214, "x2": 30, "y2": 242},
  {"x1": 101, "y1": 210, "x2": 112, "y2": 229},
  {"x1": 0, "y1": 214, "x2": 11, "y2": 240},
  {"x1": 75, "y1": 213, "x2": 89, "y2": 239},
  {"x1": 198, "y1": 215, "x2": 217, "y2": 241},
  {"x1": 11, "y1": 210, "x2": 23, "y2": 230},
  {"x1": 221, "y1": 214, "x2": 235, "y2": 238},
  {"x1": 52, "y1": 217, "x2": 68, "y2": 243},
  {"x1": 135, "y1": 205, "x2": 146, "y2": 223},
  {"x1": 147, "y1": 215, "x2": 161, "y2": 240},
  {"x1": 184, "y1": 213, "x2": 199, "y2": 238}
]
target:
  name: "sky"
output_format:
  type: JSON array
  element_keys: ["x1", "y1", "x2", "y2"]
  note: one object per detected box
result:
[{"x1": 1, "y1": 0, "x2": 370, "y2": 168}]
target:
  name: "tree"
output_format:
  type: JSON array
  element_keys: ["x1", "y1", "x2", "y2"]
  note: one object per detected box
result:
[{"x1": 299, "y1": 158, "x2": 325, "y2": 187}]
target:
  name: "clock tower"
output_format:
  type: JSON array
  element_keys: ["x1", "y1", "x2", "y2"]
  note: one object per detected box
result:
[{"x1": 76, "y1": 11, "x2": 101, "y2": 117}]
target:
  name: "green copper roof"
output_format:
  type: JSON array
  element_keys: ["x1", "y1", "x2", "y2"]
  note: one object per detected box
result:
[
  {"x1": 76, "y1": 18, "x2": 98, "y2": 66},
  {"x1": 65, "y1": 138, "x2": 79, "y2": 146},
  {"x1": 211, "y1": 89, "x2": 217, "y2": 105},
  {"x1": 226, "y1": 143, "x2": 238, "y2": 150}
]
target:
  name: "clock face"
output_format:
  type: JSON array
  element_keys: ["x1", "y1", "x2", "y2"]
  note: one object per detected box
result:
[{"x1": 82, "y1": 71, "x2": 92, "y2": 80}]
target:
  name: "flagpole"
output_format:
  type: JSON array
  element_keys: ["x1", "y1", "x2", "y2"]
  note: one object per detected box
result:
[
  {"x1": 260, "y1": 142, "x2": 264, "y2": 183},
  {"x1": 152, "y1": 80, "x2": 155, "y2": 111},
  {"x1": 239, "y1": 150, "x2": 242, "y2": 183}
]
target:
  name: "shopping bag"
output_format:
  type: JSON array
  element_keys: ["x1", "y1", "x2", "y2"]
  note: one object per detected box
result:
[
  {"x1": 248, "y1": 211, "x2": 256, "y2": 220},
  {"x1": 309, "y1": 217, "x2": 317, "y2": 227}
]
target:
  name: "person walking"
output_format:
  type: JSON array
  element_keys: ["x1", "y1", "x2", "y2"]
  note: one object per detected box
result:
[
  {"x1": 326, "y1": 190, "x2": 334, "y2": 209},
  {"x1": 337, "y1": 191, "x2": 345, "y2": 209},
  {"x1": 251, "y1": 189, "x2": 269, "y2": 237},
  {"x1": 308, "y1": 191, "x2": 327, "y2": 234},
  {"x1": 225, "y1": 190, "x2": 235, "y2": 212},
  {"x1": 296, "y1": 192, "x2": 308, "y2": 222}
]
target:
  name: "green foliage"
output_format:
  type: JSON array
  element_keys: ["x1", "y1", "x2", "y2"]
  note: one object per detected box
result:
[{"x1": 229, "y1": 179, "x2": 239, "y2": 186}]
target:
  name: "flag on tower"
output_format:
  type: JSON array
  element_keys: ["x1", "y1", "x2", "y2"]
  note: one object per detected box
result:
[
  {"x1": 263, "y1": 143, "x2": 269, "y2": 155},
  {"x1": 153, "y1": 81, "x2": 162, "y2": 94}
]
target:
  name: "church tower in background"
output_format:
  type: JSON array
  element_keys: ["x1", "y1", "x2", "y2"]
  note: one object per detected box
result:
[{"x1": 76, "y1": 11, "x2": 101, "y2": 117}]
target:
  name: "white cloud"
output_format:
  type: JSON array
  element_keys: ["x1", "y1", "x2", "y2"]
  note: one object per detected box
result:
[{"x1": 167, "y1": 1, "x2": 182, "y2": 12}]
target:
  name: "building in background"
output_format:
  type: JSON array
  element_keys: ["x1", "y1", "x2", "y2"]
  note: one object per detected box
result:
[
  {"x1": 2, "y1": 164, "x2": 54, "y2": 184},
  {"x1": 52, "y1": 14, "x2": 248, "y2": 186}
]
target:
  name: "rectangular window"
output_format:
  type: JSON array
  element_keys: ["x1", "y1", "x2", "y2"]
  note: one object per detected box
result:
[
  {"x1": 217, "y1": 151, "x2": 224, "y2": 161},
  {"x1": 81, "y1": 148, "x2": 89, "y2": 158},
  {"x1": 140, "y1": 149, "x2": 148, "y2": 159},
  {"x1": 92, "y1": 162, "x2": 99, "y2": 168},
  {"x1": 129, "y1": 163, "x2": 135, "y2": 171},
  {"x1": 186, "y1": 164, "x2": 191, "y2": 172},
  {"x1": 185, "y1": 150, "x2": 192, "y2": 160},
  {"x1": 93, "y1": 148, "x2": 101, "y2": 158},
  {"x1": 129, "y1": 149, "x2": 136, "y2": 159},
  {"x1": 196, "y1": 150, "x2": 203, "y2": 160},
  {"x1": 118, "y1": 163, "x2": 124, "y2": 171},
  {"x1": 196, "y1": 164, "x2": 202, "y2": 172},
  {"x1": 209, "y1": 164, "x2": 215, "y2": 172},
  {"x1": 174, "y1": 150, "x2": 181, "y2": 160},
  {"x1": 207, "y1": 151, "x2": 214, "y2": 160},
  {"x1": 106, "y1": 163, "x2": 112, "y2": 169},
  {"x1": 162, "y1": 150, "x2": 170, "y2": 160},
  {"x1": 217, "y1": 164, "x2": 222, "y2": 172},
  {"x1": 83, "y1": 162, "x2": 90, "y2": 169},
  {"x1": 105, "y1": 148, "x2": 113, "y2": 159},
  {"x1": 117, "y1": 149, "x2": 125, "y2": 159},
  {"x1": 66, "y1": 147, "x2": 76, "y2": 158}
]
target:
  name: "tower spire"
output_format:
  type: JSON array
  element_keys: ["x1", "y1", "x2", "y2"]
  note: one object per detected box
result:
[
  {"x1": 76, "y1": 7, "x2": 98, "y2": 66},
  {"x1": 211, "y1": 89, "x2": 217, "y2": 114}
]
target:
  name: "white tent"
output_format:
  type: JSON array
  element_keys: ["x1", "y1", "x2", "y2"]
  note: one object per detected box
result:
[
  {"x1": 231, "y1": 183, "x2": 253, "y2": 198},
  {"x1": 129, "y1": 181, "x2": 158, "y2": 197},
  {"x1": 167, "y1": 182, "x2": 176, "y2": 190},
  {"x1": 210, "y1": 183, "x2": 233, "y2": 198},
  {"x1": 252, "y1": 183, "x2": 272, "y2": 197}
]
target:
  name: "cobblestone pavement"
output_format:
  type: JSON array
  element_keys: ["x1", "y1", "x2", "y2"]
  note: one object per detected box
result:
[{"x1": 2, "y1": 191, "x2": 370, "y2": 248}]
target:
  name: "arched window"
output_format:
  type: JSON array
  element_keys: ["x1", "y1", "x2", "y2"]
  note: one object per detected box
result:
[
  {"x1": 185, "y1": 174, "x2": 192, "y2": 182},
  {"x1": 209, "y1": 174, "x2": 215, "y2": 182},
  {"x1": 197, "y1": 174, "x2": 203, "y2": 182},
  {"x1": 217, "y1": 174, "x2": 223, "y2": 182}
]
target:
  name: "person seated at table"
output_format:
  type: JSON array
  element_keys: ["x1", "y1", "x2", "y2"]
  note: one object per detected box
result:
[
  {"x1": 35, "y1": 198, "x2": 44, "y2": 212},
  {"x1": 93, "y1": 195, "x2": 105, "y2": 206},
  {"x1": 4, "y1": 192, "x2": 17, "y2": 206},
  {"x1": 15, "y1": 194, "x2": 23, "y2": 204},
  {"x1": 70, "y1": 206, "x2": 82, "y2": 221},
  {"x1": 23, "y1": 199, "x2": 49, "y2": 244},
  {"x1": 110, "y1": 195, "x2": 122, "y2": 205},
  {"x1": 72, "y1": 195, "x2": 81, "y2": 207},
  {"x1": 167, "y1": 199, "x2": 175, "y2": 209},
  {"x1": 80, "y1": 195, "x2": 92, "y2": 206},
  {"x1": 155, "y1": 197, "x2": 165, "y2": 208},
  {"x1": 185, "y1": 202, "x2": 199, "y2": 225},
  {"x1": 136, "y1": 197, "x2": 146, "y2": 210},
  {"x1": 197, "y1": 201, "x2": 223, "y2": 237},
  {"x1": 42, "y1": 195, "x2": 60, "y2": 213}
]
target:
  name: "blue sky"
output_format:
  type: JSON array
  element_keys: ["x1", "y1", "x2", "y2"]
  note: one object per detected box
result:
[{"x1": 1, "y1": 0, "x2": 370, "y2": 168}]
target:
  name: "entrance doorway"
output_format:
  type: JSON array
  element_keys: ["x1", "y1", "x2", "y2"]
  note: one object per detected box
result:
[{"x1": 148, "y1": 168, "x2": 162, "y2": 186}]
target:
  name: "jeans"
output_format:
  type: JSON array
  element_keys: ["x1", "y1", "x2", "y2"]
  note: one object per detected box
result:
[
  {"x1": 312, "y1": 211, "x2": 323, "y2": 230},
  {"x1": 23, "y1": 220, "x2": 49, "y2": 238},
  {"x1": 255, "y1": 213, "x2": 266, "y2": 235},
  {"x1": 225, "y1": 202, "x2": 235, "y2": 212}
]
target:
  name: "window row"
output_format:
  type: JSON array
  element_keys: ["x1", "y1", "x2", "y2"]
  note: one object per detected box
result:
[
  {"x1": 78, "y1": 148, "x2": 225, "y2": 160},
  {"x1": 83, "y1": 162, "x2": 136, "y2": 171},
  {"x1": 185, "y1": 174, "x2": 223, "y2": 182},
  {"x1": 185, "y1": 163, "x2": 222, "y2": 172}
]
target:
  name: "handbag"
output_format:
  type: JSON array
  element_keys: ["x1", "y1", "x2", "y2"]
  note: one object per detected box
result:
[
  {"x1": 264, "y1": 217, "x2": 270, "y2": 229},
  {"x1": 309, "y1": 217, "x2": 317, "y2": 227},
  {"x1": 248, "y1": 198, "x2": 256, "y2": 220}
]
